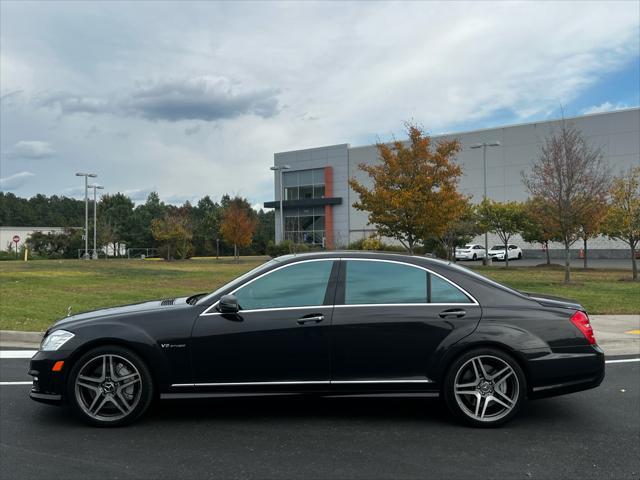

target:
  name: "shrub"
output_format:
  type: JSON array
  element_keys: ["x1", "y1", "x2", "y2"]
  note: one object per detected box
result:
[{"x1": 266, "y1": 240, "x2": 311, "y2": 257}]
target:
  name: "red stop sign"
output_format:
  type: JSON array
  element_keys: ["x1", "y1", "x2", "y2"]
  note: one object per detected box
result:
[{"x1": 12, "y1": 235, "x2": 20, "y2": 243}]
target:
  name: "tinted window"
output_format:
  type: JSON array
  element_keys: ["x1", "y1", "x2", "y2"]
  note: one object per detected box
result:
[
  {"x1": 345, "y1": 261, "x2": 427, "y2": 305},
  {"x1": 430, "y1": 275, "x2": 472, "y2": 303},
  {"x1": 234, "y1": 260, "x2": 334, "y2": 310}
]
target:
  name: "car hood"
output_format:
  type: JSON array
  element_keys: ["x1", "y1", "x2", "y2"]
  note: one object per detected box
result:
[
  {"x1": 52, "y1": 296, "x2": 191, "y2": 328},
  {"x1": 523, "y1": 292, "x2": 583, "y2": 311}
]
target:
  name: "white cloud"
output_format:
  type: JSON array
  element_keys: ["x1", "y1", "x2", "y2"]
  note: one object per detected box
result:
[
  {"x1": 0, "y1": 1, "x2": 638, "y2": 204},
  {"x1": 0, "y1": 171, "x2": 35, "y2": 190},
  {"x1": 6, "y1": 140, "x2": 55, "y2": 159},
  {"x1": 581, "y1": 101, "x2": 630, "y2": 115}
]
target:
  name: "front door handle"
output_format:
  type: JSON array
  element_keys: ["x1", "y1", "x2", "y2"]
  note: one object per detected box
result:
[
  {"x1": 439, "y1": 309, "x2": 466, "y2": 319},
  {"x1": 297, "y1": 314, "x2": 325, "y2": 325}
]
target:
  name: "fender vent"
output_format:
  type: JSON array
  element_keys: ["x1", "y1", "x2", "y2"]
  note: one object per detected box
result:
[{"x1": 160, "y1": 299, "x2": 175, "y2": 306}]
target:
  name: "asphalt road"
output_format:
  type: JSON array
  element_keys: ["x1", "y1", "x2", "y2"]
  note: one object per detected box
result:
[{"x1": 1, "y1": 354, "x2": 639, "y2": 480}]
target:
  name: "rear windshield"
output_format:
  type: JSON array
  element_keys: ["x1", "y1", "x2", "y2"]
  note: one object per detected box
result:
[{"x1": 444, "y1": 261, "x2": 525, "y2": 298}]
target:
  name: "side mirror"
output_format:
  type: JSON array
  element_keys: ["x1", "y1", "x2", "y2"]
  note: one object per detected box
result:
[{"x1": 218, "y1": 294, "x2": 239, "y2": 313}]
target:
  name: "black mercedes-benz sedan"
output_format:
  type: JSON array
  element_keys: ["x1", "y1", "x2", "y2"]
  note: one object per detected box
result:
[{"x1": 29, "y1": 252, "x2": 604, "y2": 427}]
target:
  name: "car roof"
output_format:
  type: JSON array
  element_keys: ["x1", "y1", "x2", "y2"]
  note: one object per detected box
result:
[{"x1": 273, "y1": 250, "x2": 453, "y2": 268}]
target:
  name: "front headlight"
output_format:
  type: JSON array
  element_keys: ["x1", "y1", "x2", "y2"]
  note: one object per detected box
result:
[{"x1": 40, "y1": 330, "x2": 75, "y2": 351}]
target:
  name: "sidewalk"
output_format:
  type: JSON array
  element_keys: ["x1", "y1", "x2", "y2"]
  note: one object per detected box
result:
[{"x1": 1, "y1": 315, "x2": 639, "y2": 354}]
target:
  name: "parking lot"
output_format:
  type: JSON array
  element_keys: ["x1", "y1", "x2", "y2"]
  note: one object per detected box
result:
[{"x1": 1, "y1": 351, "x2": 638, "y2": 479}]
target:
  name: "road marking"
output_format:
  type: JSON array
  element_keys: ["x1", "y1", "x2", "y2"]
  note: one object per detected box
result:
[
  {"x1": 625, "y1": 330, "x2": 640, "y2": 335},
  {"x1": 605, "y1": 358, "x2": 640, "y2": 364},
  {"x1": 0, "y1": 350, "x2": 37, "y2": 359},
  {"x1": 0, "y1": 381, "x2": 32, "y2": 385}
]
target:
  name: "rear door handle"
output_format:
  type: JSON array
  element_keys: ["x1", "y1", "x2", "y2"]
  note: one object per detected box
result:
[
  {"x1": 439, "y1": 309, "x2": 466, "y2": 319},
  {"x1": 297, "y1": 314, "x2": 325, "y2": 325}
]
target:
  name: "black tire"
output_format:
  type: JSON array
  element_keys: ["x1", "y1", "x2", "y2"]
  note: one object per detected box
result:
[
  {"x1": 443, "y1": 348, "x2": 526, "y2": 428},
  {"x1": 518, "y1": 252, "x2": 522, "y2": 260},
  {"x1": 66, "y1": 345, "x2": 154, "y2": 427},
  {"x1": 472, "y1": 254, "x2": 477, "y2": 260}
]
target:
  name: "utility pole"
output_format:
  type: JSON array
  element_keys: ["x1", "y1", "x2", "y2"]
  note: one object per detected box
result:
[
  {"x1": 270, "y1": 164, "x2": 291, "y2": 243},
  {"x1": 470, "y1": 142, "x2": 501, "y2": 266},
  {"x1": 75, "y1": 172, "x2": 97, "y2": 259},
  {"x1": 88, "y1": 184, "x2": 104, "y2": 259}
]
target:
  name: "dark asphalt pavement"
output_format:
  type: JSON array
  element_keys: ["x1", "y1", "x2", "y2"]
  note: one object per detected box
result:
[{"x1": 1, "y1": 356, "x2": 639, "y2": 480}]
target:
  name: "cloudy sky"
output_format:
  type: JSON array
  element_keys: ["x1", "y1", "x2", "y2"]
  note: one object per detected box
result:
[{"x1": 1, "y1": 1, "x2": 639, "y2": 207}]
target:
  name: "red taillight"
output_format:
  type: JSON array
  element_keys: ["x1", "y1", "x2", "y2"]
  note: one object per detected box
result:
[{"x1": 570, "y1": 311, "x2": 596, "y2": 345}]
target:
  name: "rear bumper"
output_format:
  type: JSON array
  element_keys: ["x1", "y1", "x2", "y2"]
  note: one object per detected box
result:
[
  {"x1": 28, "y1": 350, "x2": 72, "y2": 405},
  {"x1": 525, "y1": 344, "x2": 605, "y2": 399}
]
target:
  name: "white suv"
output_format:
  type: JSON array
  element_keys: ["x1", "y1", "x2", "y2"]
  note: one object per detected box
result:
[
  {"x1": 454, "y1": 244, "x2": 486, "y2": 261},
  {"x1": 488, "y1": 244, "x2": 523, "y2": 261}
]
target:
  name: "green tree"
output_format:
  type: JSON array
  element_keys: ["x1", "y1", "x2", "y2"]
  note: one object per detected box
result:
[
  {"x1": 522, "y1": 197, "x2": 559, "y2": 265},
  {"x1": 478, "y1": 200, "x2": 527, "y2": 268},
  {"x1": 192, "y1": 196, "x2": 221, "y2": 256},
  {"x1": 436, "y1": 202, "x2": 480, "y2": 261},
  {"x1": 150, "y1": 212, "x2": 193, "y2": 260},
  {"x1": 349, "y1": 122, "x2": 466, "y2": 254},
  {"x1": 99, "y1": 193, "x2": 134, "y2": 256},
  {"x1": 602, "y1": 167, "x2": 640, "y2": 281}
]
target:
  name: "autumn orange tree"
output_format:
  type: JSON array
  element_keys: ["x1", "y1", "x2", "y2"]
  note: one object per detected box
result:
[
  {"x1": 349, "y1": 123, "x2": 467, "y2": 254},
  {"x1": 220, "y1": 196, "x2": 258, "y2": 259}
]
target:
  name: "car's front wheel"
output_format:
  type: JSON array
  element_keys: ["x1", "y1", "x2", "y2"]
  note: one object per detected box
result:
[
  {"x1": 443, "y1": 348, "x2": 525, "y2": 427},
  {"x1": 67, "y1": 345, "x2": 154, "y2": 427}
]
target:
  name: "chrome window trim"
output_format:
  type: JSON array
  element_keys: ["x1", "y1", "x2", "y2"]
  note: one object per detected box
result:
[
  {"x1": 199, "y1": 256, "x2": 479, "y2": 316},
  {"x1": 341, "y1": 258, "x2": 479, "y2": 306},
  {"x1": 171, "y1": 378, "x2": 433, "y2": 388},
  {"x1": 200, "y1": 258, "x2": 336, "y2": 316}
]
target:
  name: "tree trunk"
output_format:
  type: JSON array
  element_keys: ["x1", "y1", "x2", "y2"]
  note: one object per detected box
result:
[
  {"x1": 545, "y1": 241, "x2": 550, "y2": 265},
  {"x1": 583, "y1": 236, "x2": 588, "y2": 269},
  {"x1": 234, "y1": 244, "x2": 237, "y2": 260},
  {"x1": 631, "y1": 243, "x2": 638, "y2": 281},
  {"x1": 504, "y1": 240, "x2": 509, "y2": 268},
  {"x1": 564, "y1": 244, "x2": 571, "y2": 283}
]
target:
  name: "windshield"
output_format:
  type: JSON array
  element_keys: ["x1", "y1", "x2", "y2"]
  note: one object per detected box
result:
[
  {"x1": 196, "y1": 259, "x2": 279, "y2": 305},
  {"x1": 490, "y1": 245, "x2": 504, "y2": 250}
]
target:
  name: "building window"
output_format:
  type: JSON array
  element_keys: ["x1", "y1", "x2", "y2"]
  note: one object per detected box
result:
[
  {"x1": 284, "y1": 207, "x2": 325, "y2": 245},
  {"x1": 283, "y1": 168, "x2": 325, "y2": 201}
]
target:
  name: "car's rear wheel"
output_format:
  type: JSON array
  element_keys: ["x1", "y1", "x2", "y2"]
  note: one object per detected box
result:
[
  {"x1": 472, "y1": 254, "x2": 477, "y2": 260},
  {"x1": 444, "y1": 348, "x2": 525, "y2": 427},
  {"x1": 67, "y1": 345, "x2": 154, "y2": 427},
  {"x1": 518, "y1": 252, "x2": 522, "y2": 259}
]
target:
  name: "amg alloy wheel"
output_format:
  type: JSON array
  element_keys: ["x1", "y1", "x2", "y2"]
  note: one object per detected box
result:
[
  {"x1": 68, "y1": 346, "x2": 153, "y2": 426},
  {"x1": 444, "y1": 349, "x2": 525, "y2": 427}
]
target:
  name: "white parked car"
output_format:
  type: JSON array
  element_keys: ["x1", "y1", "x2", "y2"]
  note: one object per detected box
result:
[
  {"x1": 454, "y1": 244, "x2": 486, "y2": 261},
  {"x1": 488, "y1": 244, "x2": 523, "y2": 261}
]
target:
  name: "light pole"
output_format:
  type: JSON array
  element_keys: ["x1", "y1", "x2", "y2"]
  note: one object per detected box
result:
[
  {"x1": 88, "y1": 184, "x2": 104, "y2": 259},
  {"x1": 75, "y1": 172, "x2": 97, "y2": 259},
  {"x1": 270, "y1": 164, "x2": 291, "y2": 244},
  {"x1": 470, "y1": 141, "x2": 501, "y2": 266}
]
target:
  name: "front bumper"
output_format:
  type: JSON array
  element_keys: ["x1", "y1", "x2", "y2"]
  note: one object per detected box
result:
[{"x1": 28, "y1": 349, "x2": 73, "y2": 405}]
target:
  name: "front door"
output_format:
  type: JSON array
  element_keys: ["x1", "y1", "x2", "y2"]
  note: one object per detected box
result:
[
  {"x1": 191, "y1": 259, "x2": 337, "y2": 388},
  {"x1": 330, "y1": 259, "x2": 481, "y2": 390}
]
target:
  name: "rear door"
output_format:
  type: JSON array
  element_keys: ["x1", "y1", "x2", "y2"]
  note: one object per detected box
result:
[{"x1": 330, "y1": 259, "x2": 481, "y2": 390}]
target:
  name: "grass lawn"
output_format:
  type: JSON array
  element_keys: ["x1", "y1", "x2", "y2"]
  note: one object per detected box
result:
[{"x1": 1, "y1": 257, "x2": 638, "y2": 332}]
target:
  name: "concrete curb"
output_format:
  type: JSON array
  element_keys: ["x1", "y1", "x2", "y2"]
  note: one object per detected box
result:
[
  {"x1": 0, "y1": 315, "x2": 638, "y2": 353},
  {"x1": 0, "y1": 330, "x2": 44, "y2": 347}
]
